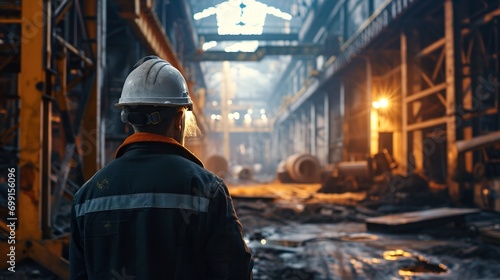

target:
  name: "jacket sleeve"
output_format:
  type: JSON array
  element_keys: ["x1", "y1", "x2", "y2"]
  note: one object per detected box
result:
[
  {"x1": 69, "y1": 203, "x2": 88, "y2": 280},
  {"x1": 206, "y1": 181, "x2": 253, "y2": 279}
]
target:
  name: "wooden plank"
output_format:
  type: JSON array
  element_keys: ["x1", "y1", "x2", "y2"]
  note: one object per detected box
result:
[{"x1": 365, "y1": 207, "x2": 480, "y2": 233}]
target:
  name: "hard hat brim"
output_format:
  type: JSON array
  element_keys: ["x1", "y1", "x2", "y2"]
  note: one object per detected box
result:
[{"x1": 114, "y1": 101, "x2": 193, "y2": 111}]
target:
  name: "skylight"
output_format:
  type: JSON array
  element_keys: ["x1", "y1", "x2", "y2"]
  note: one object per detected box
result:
[{"x1": 193, "y1": 0, "x2": 292, "y2": 35}]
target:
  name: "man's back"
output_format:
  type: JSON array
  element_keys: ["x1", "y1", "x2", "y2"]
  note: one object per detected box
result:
[{"x1": 70, "y1": 136, "x2": 253, "y2": 279}]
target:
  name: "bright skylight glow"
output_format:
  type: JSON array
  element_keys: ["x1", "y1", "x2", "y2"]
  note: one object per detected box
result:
[
  {"x1": 193, "y1": 7, "x2": 217, "y2": 20},
  {"x1": 224, "y1": 41, "x2": 259, "y2": 52},
  {"x1": 193, "y1": 0, "x2": 292, "y2": 35},
  {"x1": 202, "y1": 41, "x2": 218, "y2": 51}
]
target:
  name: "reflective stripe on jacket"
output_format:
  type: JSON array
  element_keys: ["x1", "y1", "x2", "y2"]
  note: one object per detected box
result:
[{"x1": 70, "y1": 132, "x2": 253, "y2": 279}]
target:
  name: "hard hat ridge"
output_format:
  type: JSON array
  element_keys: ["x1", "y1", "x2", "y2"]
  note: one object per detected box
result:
[
  {"x1": 115, "y1": 56, "x2": 193, "y2": 110},
  {"x1": 132, "y1": 55, "x2": 162, "y2": 70}
]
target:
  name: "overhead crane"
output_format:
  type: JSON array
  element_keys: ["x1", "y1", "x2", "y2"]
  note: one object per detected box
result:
[{"x1": 189, "y1": 44, "x2": 325, "y2": 61}]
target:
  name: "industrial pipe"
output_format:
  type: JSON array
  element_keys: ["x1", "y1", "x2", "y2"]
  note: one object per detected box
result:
[
  {"x1": 337, "y1": 161, "x2": 373, "y2": 179},
  {"x1": 456, "y1": 131, "x2": 500, "y2": 153},
  {"x1": 205, "y1": 155, "x2": 229, "y2": 178},
  {"x1": 277, "y1": 153, "x2": 321, "y2": 183},
  {"x1": 231, "y1": 165, "x2": 254, "y2": 181}
]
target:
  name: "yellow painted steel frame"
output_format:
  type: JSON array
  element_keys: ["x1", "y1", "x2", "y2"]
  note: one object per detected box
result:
[{"x1": 0, "y1": 1, "x2": 86, "y2": 278}]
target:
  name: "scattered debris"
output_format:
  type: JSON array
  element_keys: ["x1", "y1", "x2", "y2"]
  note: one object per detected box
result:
[
  {"x1": 277, "y1": 154, "x2": 321, "y2": 184},
  {"x1": 230, "y1": 181, "x2": 500, "y2": 279}
]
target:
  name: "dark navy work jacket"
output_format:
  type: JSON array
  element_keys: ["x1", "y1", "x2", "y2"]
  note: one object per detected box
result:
[{"x1": 70, "y1": 132, "x2": 253, "y2": 279}]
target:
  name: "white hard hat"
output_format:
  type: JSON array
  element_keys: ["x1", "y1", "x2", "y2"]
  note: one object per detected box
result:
[{"x1": 115, "y1": 56, "x2": 193, "y2": 110}]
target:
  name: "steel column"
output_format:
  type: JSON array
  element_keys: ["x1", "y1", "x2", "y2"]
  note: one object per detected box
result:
[
  {"x1": 81, "y1": 0, "x2": 103, "y2": 180},
  {"x1": 445, "y1": 0, "x2": 461, "y2": 202},
  {"x1": 17, "y1": 0, "x2": 45, "y2": 243},
  {"x1": 0, "y1": 0, "x2": 71, "y2": 277},
  {"x1": 366, "y1": 58, "x2": 373, "y2": 155},
  {"x1": 324, "y1": 93, "x2": 330, "y2": 164},
  {"x1": 42, "y1": 0, "x2": 53, "y2": 240},
  {"x1": 301, "y1": 110, "x2": 308, "y2": 153},
  {"x1": 340, "y1": 80, "x2": 346, "y2": 161},
  {"x1": 221, "y1": 62, "x2": 231, "y2": 160},
  {"x1": 401, "y1": 32, "x2": 409, "y2": 174},
  {"x1": 310, "y1": 101, "x2": 316, "y2": 156}
]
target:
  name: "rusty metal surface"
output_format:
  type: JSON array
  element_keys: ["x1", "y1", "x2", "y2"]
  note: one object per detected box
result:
[{"x1": 277, "y1": 154, "x2": 321, "y2": 184}]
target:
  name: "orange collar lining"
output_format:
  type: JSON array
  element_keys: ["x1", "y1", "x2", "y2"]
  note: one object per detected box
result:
[{"x1": 114, "y1": 133, "x2": 202, "y2": 167}]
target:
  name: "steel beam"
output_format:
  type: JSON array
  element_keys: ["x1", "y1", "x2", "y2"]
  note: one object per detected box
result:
[
  {"x1": 417, "y1": 38, "x2": 445, "y2": 57},
  {"x1": 432, "y1": 47, "x2": 446, "y2": 81},
  {"x1": 407, "y1": 117, "x2": 447, "y2": 131},
  {"x1": 373, "y1": 65, "x2": 402, "y2": 80},
  {"x1": 189, "y1": 45, "x2": 324, "y2": 61},
  {"x1": 468, "y1": 7, "x2": 500, "y2": 29},
  {"x1": 405, "y1": 83, "x2": 447, "y2": 103},
  {"x1": 0, "y1": 19, "x2": 21, "y2": 23},
  {"x1": 199, "y1": 33, "x2": 298, "y2": 42},
  {"x1": 54, "y1": 0, "x2": 73, "y2": 24},
  {"x1": 211, "y1": 126, "x2": 273, "y2": 133},
  {"x1": 54, "y1": 35, "x2": 93, "y2": 65}
]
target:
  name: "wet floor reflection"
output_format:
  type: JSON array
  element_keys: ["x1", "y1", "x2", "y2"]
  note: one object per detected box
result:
[{"x1": 383, "y1": 249, "x2": 449, "y2": 277}]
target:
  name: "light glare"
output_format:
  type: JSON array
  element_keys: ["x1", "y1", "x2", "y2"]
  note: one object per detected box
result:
[
  {"x1": 202, "y1": 41, "x2": 217, "y2": 51},
  {"x1": 379, "y1": 98, "x2": 389, "y2": 108}
]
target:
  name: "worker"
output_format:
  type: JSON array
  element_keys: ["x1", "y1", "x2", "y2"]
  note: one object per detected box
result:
[{"x1": 69, "y1": 56, "x2": 253, "y2": 279}]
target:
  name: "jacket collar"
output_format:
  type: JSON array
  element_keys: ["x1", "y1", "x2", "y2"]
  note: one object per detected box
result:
[{"x1": 114, "y1": 132, "x2": 204, "y2": 167}]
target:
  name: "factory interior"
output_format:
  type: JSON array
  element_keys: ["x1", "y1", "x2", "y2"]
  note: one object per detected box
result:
[{"x1": 1, "y1": 0, "x2": 500, "y2": 279}]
